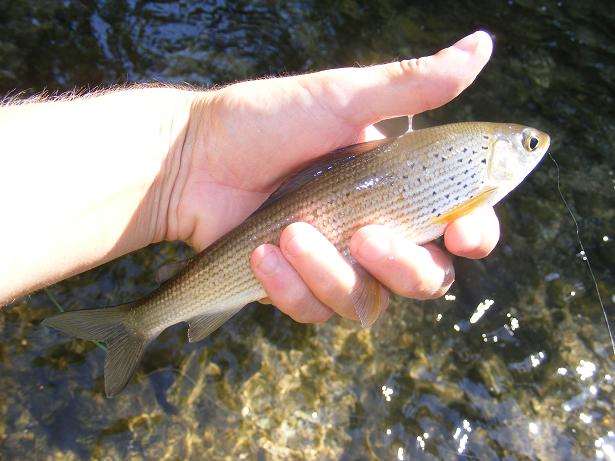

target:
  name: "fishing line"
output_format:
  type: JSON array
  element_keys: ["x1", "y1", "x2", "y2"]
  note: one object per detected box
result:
[{"x1": 549, "y1": 153, "x2": 615, "y2": 355}]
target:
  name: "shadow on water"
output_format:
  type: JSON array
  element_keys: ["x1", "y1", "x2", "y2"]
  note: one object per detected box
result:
[{"x1": 1, "y1": 0, "x2": 614, "y2": 459}]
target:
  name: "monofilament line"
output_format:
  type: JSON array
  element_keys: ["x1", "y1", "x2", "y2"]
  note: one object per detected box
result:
[{"x1": 549, "y1": 153, "x2": 615, "y2": 355}]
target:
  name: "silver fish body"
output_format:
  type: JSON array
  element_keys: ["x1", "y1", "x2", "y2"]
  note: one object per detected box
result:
[{"x1": 43, "y1": 122, "x2": 550, "y2": 396}]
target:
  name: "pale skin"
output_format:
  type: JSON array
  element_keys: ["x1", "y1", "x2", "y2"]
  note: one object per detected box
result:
[{"x1": 0, "y1": 31, "x2": 498, "y2": 324}]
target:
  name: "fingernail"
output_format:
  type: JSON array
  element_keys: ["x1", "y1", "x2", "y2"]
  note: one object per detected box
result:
[
  {"x1": 356, "y1": 233, "x2": 391, "y2": 262},
  {"x1": 442, "y1": 264, "x2": 456, "y2": 287},
  {"x1": 453, "y1": 31, "x2": 480, "y2": 53},
  {"x1": 284, "y1": 234, "x2": 306, "y2": 257},
  {"x1": 256, "y1": 246, "x2": 279, "y2": 275}
]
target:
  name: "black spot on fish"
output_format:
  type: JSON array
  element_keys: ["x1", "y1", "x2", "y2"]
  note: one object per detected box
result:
[
  {"x1": 468, "y1": 159, "x2": 473, "y2": 164},
  {"x1": 432, "y1": 191, "x2": 436, "y2": 196},
  {"x1": 445, "y1": 193, "x2": 450, "y2": 199},
  {"x1": 481, "y1": 158, "x2": 487, "y2": 164},
  {"x1": 481, "y1": 146, "x2": 489, "y2": 150},
  {"x1": 457, "y1": 181, "x2": 462, "y2": 186},
  {"x1": 436, "y1": 213, "x2": 442, "y2": 217},
  {"x1": 464, "y1": 169, "x2": 468, "y2": 175},
  {"x1": 483, "y1": 135, "x2": 489, "y2": 140},
  {"x1": 463, "y1": 184, "x2": 468, "y2": 188},
  {"x1": 472, "y1": 150, "x2": 477, "y2": 155},
  {"x1": 462, "y1": 147, "x2": 468, "y2": 153},
  {"x1": 442, "y1": 157, "x2": 446, "y2": 162},
  {"x1": 402, "y1": 175, "x2": 408, "y2": 179},
  {"x1": 471, "y1": 173, "x2": 476, "y2": 178},
  {"x1": 417, "y1": 178, "x2": 421, "y2": 183},
  {"x1": 422, "y1": 165, "x2": 427, "y2": 171},
  {"x1": 455, "y1": 196, "x2": 459, "y2": 201},
  {"x1": 435, "y1": 153, "x2": 440, "y2": 158},
  {"x1": 432, "y1": 208, "x2": 436, "y2": 213},
  {"x1": 458, "y1": 158, "x2": 463, "y2": 163},
  {"x1": 449, "y1": 176, "x2": 455, "y2": 181},
  {"x1": 448, "y1": 146, "x2": 453, "y2": 152}
]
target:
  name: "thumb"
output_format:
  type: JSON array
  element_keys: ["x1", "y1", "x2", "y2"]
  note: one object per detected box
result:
[{"x1": 302, "y1": 30, "x2": 493, "y2": 127}]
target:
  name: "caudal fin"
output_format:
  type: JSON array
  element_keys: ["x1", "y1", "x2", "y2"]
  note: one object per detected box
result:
[{"x1": 42, "y1": 305, "x2": 155, "y2": 397}]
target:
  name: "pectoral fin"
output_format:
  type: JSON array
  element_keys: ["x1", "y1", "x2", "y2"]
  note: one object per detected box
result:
[
  {"x1": 351, "y1": 265, "x2": 389, "y2": 328},
  {"x1": 430, "y1": 187, "x2": 498, "y2": 225}
]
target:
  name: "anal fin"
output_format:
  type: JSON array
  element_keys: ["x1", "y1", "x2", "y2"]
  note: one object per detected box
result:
[{"x1": 187, "y1": 306, "x2": 244, "y2": 343}]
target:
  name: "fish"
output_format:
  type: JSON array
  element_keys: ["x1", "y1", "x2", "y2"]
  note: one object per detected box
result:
[{"x1": 42, "y1": 122, "x2": 550, "y2": 396}]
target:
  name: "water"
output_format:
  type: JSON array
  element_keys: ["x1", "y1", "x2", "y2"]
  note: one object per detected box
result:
[{"x1": 1, "y1": 1, "x2": 614, "y2": 459}]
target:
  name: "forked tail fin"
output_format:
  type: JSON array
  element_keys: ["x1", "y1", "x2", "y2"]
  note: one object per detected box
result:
[{"x1": 42, "y1": 304, "x2": 156, "y2": 397}]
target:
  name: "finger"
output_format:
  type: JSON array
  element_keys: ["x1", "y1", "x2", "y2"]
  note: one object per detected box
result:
[
  {"x1": 251, "y1": 244, "x2": 333, "y2": 323},
  {"x1": 350, "y1": 225, "x2": 454, "y2": 300},
  {"x1": 304, "y1": 30, "x2": 493, "y2": 127},
  {"x1": 444, "y1": 207, "x2": 500, "y2": 259},
  {"x1": 279, "y1": 222, "x2": 361, "y2": 320}
]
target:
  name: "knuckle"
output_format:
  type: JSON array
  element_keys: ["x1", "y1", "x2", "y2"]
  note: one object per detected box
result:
[
  {"x1": 470, "y1": 237, "x2": 497, "y2": 259},
  {"x1": 397, "y1": 267, "x2": 452, "y2": 300},
  {"x1": 291, "y1": 305, "x2": 330, "y2": 324},
  {"x1": 401, "y1": 281, "x2": 441, "y2": 300},
  {"x1": 316, "y1": 278, "x2": 347, "y2": 307},
  {"x1": 287, "y1": 297, "x2": 331, "y2": 324},
  {"x1": 399, "y1": 57, "x2": 428, "y2": 75},
  {"x1": 289, "y1": 309, "x2": 315, "y2": 324},
  {"x1": 275, "y1": 287, "x2": 323, "y2": 323},
  {"x1": 280, "y1": 287, "x2": 311, "y2": 312}
]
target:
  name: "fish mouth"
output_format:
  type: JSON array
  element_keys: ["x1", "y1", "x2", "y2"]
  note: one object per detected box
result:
[{"x1": 535, "y1": 129, "x2": 551, "y2": 156}]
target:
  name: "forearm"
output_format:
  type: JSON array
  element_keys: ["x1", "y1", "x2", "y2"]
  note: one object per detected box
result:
[{"x1": 0, "y1": 87, "x2": 199, "y2": 305}]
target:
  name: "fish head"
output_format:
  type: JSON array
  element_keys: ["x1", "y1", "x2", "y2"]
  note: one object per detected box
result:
[{"x1": 486, "y1": 124, "x2": 550, "y2": 200}]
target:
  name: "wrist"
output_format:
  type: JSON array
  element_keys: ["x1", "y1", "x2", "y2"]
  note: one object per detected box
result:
[
  {"x1": 0, "y1": 87, "x2": 209, "y2": 304},
  {"x1": 158, "y1": 89, "x2": 215, "y2": 244}
]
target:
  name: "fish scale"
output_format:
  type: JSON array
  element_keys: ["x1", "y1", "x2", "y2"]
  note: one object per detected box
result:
[{"x1": 43, "y1": 122, "x2": 550, "y2": 396}]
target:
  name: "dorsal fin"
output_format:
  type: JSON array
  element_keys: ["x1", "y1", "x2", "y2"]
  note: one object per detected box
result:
[
  {"x1": 155, "y1": 259, "x2": 190, "y2": 285},
  {"x1": 256, "y1": 137, "x2": 397, "y2": 212},
  {"x1": 374, "y1": 115, "x2": 412, "y2": 137}
]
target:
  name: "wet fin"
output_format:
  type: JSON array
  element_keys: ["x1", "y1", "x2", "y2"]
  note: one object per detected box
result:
[
  {"x1": 430, "y1": 187, "x2": 498, "y2": 225},
  {"x1": 374, "y1": 115, "x2": 412, "y2": 137},
  {"x1": 256, "y1": 137, "x2": 396, "y2": 212},
  {"x1": 155, "y1": 260, "x2": 190, "y2": 284},
  {"x1": 351, "y1": 265, "x2": 389, "y2": 328},
  {"x1": 187, "y1": 305, "x2": 244, "y2": 343},
  {"x1": 42, "y1": 305, "x2": 155, "y2": 397}
]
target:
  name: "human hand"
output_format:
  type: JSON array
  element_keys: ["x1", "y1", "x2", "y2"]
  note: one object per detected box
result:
[{"x1": 171, "y1": 31, "x2": 496, "y2": 323}]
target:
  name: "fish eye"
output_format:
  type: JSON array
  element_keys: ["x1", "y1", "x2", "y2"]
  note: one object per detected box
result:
[
  {"x1": 522, "y1": 131, "x2": 540, "y2": 152},
  {"x1": 529, "y1": 137, "x2": 539, "y2": 150}
]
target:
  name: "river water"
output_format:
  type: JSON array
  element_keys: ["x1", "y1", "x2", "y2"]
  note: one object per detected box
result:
[{"x1": 1, "y1": 1, "x2": 613, "y2": 460}]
